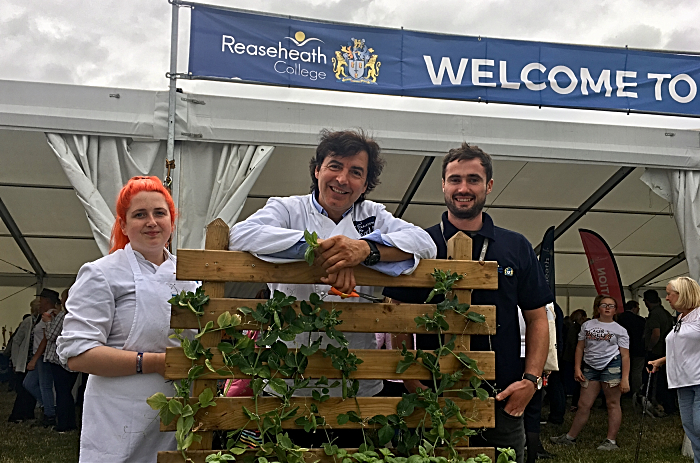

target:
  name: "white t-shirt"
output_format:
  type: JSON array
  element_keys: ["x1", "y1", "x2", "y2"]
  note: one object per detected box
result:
[
  {"x1": 578, "y1": 318, "x2": 630, "y2": 370},
  {"x1": 666, "y1": 307, "x2": 700, "y2": 389}
]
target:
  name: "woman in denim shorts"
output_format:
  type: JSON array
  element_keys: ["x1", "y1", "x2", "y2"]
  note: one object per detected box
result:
[{"x1": 551, "y1": 295, "x2": 630, "y2": 450}]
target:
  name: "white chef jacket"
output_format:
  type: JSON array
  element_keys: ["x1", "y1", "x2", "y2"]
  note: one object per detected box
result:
[
  {"x1": 57, "y1": 248, "x2": 180, "y2": 362},
  {"x1": 57, "y1": 245, "x2": 197, "y2": 463},
  {"x1": 229, "y1": 194, "x2": 436, "y2": 397}
]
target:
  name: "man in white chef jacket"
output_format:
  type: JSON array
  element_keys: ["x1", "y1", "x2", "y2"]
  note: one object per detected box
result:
[{"x1": 229, "y1": 129, "x2": 437, "y2": 402}]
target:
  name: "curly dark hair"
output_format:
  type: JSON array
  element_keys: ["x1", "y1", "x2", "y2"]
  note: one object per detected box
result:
[
  {"x1": 309, "y1": 129, "x2": 385, "y2": 203},
  {"x1": 442, "y1": 142, "x2": 493, "y2": 182}
]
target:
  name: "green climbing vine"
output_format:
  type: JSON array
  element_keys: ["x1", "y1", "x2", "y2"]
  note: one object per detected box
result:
[{"x1": 147, "y1": 246, "x2": 514, "y2": 463}]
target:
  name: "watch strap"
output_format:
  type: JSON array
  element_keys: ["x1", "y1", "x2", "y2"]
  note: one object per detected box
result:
[
  {"x1": 522, "y1": 372, "x2": 542, "y2": 389},
  {"x1": 363, "y1": 240, "x2": 381, "y2": 266}
]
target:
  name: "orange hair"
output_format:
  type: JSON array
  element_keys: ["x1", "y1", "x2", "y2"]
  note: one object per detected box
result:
[{"x1": 109, "y1": 176, "x2": 176, "y2": 253}]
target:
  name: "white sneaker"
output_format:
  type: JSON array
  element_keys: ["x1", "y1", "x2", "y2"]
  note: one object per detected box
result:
[
  {"x1": 550, "y1": 434, "x2": 576, "y2": 445},
  {"x1": 597, "y1": 439, "x2": 619, "y2": 451}
]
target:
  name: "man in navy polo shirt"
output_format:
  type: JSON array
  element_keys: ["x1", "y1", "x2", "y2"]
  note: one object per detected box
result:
[{"x1": 383, "y1": 143, "x2": 552, "y2": 463}]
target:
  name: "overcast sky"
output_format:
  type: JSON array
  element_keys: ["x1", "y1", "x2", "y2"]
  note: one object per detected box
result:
[{"x1": 3, "y1": 0, "x2": 700, "y2": 128}]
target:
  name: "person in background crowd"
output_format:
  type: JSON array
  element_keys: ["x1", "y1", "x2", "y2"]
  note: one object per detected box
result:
[
  {"x1": 7, "y1": 306, "x2": 36, "y2": 423},
  {"x1": 643, "y1": 289, "x2": 676, "y2": 416},
  {"x1": 23, "y1": 289, "x2": 59, "y2": 427},
  {"x1": 649, "y1": 277, "x2": 700, "y2": 463},
  {"x1": 562, "y1": 309, "x2": 588, "y2": 412},
  {"x1": 617, "y1": 300, "x2": 646, "y2": 397},
  {"x1": 551, "y1": 295, "x2": 630, "y2": 451},
  {"x1": 57, "y1": 176, "x2": 199, "y2": 463},
  {"x1": 44, "y1": 288, "x2": 79, "y2": 432}
]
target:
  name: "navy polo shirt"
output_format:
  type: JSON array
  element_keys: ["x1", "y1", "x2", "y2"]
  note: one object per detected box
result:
[{"x1": 383, "y1": 211, "x2": 553, "y2": 389}]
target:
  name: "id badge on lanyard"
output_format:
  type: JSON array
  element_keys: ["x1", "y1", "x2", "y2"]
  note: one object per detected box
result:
[{"x1": 439, "y1": 221, "x2": 489, "y2": 262}]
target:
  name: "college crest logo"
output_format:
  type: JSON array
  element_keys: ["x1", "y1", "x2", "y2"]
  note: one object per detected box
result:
[{"x1": 332, "y1": 38, "x2": 381, "y2": 84}]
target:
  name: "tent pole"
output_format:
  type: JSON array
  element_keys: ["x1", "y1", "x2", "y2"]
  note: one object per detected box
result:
[
  {"x1": 166, "y1": 1, "x2": 179, "y2": 170},
  {"x1": 167, "y1": 0, "x2": 180, "y2": 251}
]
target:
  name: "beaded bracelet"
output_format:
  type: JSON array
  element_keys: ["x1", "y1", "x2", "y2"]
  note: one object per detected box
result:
[{"x1": 136, "y1": 352, "x2": 144, "y2": 374}]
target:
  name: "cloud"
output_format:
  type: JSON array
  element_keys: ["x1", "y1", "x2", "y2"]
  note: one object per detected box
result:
[
  {"x1": 665, "y1": 27, "x2": 700, "y2": 53},
  {"x1": 603, "y1": 24, "x2": 663, "y2": 50},
  {"x1": 1, "y1": 0, "x2": 698, "y2": 90}
]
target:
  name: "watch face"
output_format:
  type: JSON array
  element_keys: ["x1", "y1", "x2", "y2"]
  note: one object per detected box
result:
[
  {"x1": 367, "y1": 250, "x2": 380, "y2": 266},
  {"x1": 536, "y1": 376, "x2": 543, "y2": 389},
  {"x1": 364, "y1": 241, "x2": 381, "y2": 266}
]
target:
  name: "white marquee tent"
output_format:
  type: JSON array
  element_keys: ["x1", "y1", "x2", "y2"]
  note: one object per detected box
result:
[{"x1": 1, "y1": 78, "x2": 699, "y2": 333}]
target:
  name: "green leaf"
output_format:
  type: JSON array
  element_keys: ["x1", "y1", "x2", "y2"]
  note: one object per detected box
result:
[
  {"x1": 146, "y1": 392, "x2": 168, "y2": 411},
  {"x1": 396, "y1": 358, "x2": 415, "y2": 374},
  {"x1": 323, "y1": 443, "x2": 339, "y2": 456},
  {"x1": 268, "y1": 378, "x2": 288, "y2": 396},
  {"x1": 199, "y1": 388, "x2": 214, "y2": 406},
  {"x1": 230, "y1": 447, "x2": 246, "y2": 455},
  {"x1": 336, "y1": 413, "x2": 350, "y2": 425},
  {"x1": 304, "y1": 246, "x2": 315, "y2": 266},
  {"x1": 300, "y1": 342, "x2": 320, "y2": 357},
  {"x1": 181, "y1": 404, "x2": 195, "y2": 417},
  {"x1": 378, "y1": 424, "x2": 394, "y2": 445},
  {"x1": 271, "y1": 341, "x2": 288, "y2": 357},
  {"x1": 205, "y1": 358, "x2": 216, "y2": 373},
  {"x1": 396, "y1": 397, "x2": 416, "y2": 417},
  {"x1": 467, "y1": 311, "x2": 486, "y2": 324},
  {"x1": 168, "y1": 398, "x2": 183, "y2": 415},
  {"x1": 181, "y1": 432, "x2": 194, "y2": 450},
  {"x1": 475, "y1": 387, "x2": 490, "y2": 401},
  {"x1": 217, "y1": 342, "x2": 234, "y2": 354},
  {"x1": 217, "y1": 311, "x2": 232, "y2": 329}
]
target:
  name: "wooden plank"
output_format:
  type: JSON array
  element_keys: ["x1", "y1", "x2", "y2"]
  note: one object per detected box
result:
[
  {"x1": 176, "y1": 250, "x2": 498, "y2": 289},
  {"x1": 189, "y1": 219, "x2": 228, "y2": 451},
  {"x1": 158, "y1": 447, "x2": 496, "y2": 463},
  {"x1": 164, "y1": 348, "x2": 495, "y2": 381},
  {"x1": 161, "y1": 397, "x2": 495, "y2": 431},
  {"x1": 171, "y1": 300, "x2": 496, "y2": 335},
  {"x1": 446, "y1": 232, "x2": 475, "y2": 404}
]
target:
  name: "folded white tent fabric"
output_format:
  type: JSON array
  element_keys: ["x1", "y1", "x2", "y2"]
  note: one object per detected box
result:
[
  {"x1": 46, "y1": 134, "x2": 165, "y2": 255},
  {"x1": 641, "y1": 169, "x2": 700, "y2": 281},
  {"x1": 177, "y1": 142, "x2": 274, "y2": 250},
  {"x1": 47, "y1": 133, "x2": 274, "y2": 254}
]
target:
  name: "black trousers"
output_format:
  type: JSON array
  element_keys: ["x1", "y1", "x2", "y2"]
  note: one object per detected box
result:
[
  {"x1": 8, "y1": 371, "x2": 36, "y2": 421},
  {"x1": 50, "y1": 363, "x2": 79, "y2": 431},
  {"x1": 471, "y1": 403, "x2": 526, "y2": 463},
  {"x1": 545, "y1": 371, "x2": 566, "y2": 424}
]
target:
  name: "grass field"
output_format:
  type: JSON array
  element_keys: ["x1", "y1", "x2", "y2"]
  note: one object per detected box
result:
[
  {"x1": 0, "y1": 386, "x2": 79, "y2": 463},
  {"x1": 538, "y1": 398, "x2": 692, "y2": 463},
  {"x1": 0, "y1": 384, "x2": 693, "y2": 462}
]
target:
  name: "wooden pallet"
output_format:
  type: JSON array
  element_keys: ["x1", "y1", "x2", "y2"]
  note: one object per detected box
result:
[{"x1": 157, "y1": 218, "x2": 498, "y2": 462}]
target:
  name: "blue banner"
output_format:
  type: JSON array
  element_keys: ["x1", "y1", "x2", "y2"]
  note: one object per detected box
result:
[{"x1": 189, "y1": 5, "x2": 700, "y2": 117}]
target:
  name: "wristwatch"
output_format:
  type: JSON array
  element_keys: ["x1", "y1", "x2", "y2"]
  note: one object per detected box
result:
[
  {"x1": 363, "y1": 240, "x2": 381, "y2": 266},
  {"x1": 522, "y1": 373, "x2": 543, "y2": 390}
]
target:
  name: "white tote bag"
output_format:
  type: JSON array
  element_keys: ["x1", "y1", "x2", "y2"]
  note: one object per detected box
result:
[{"x1": 544, "y1": 303, "x2": 559, "y2": 372}]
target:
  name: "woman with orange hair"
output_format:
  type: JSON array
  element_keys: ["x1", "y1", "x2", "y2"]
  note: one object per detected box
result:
[{"x1": 57, "y1": 176, "x2": 197, "y2": 463}]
